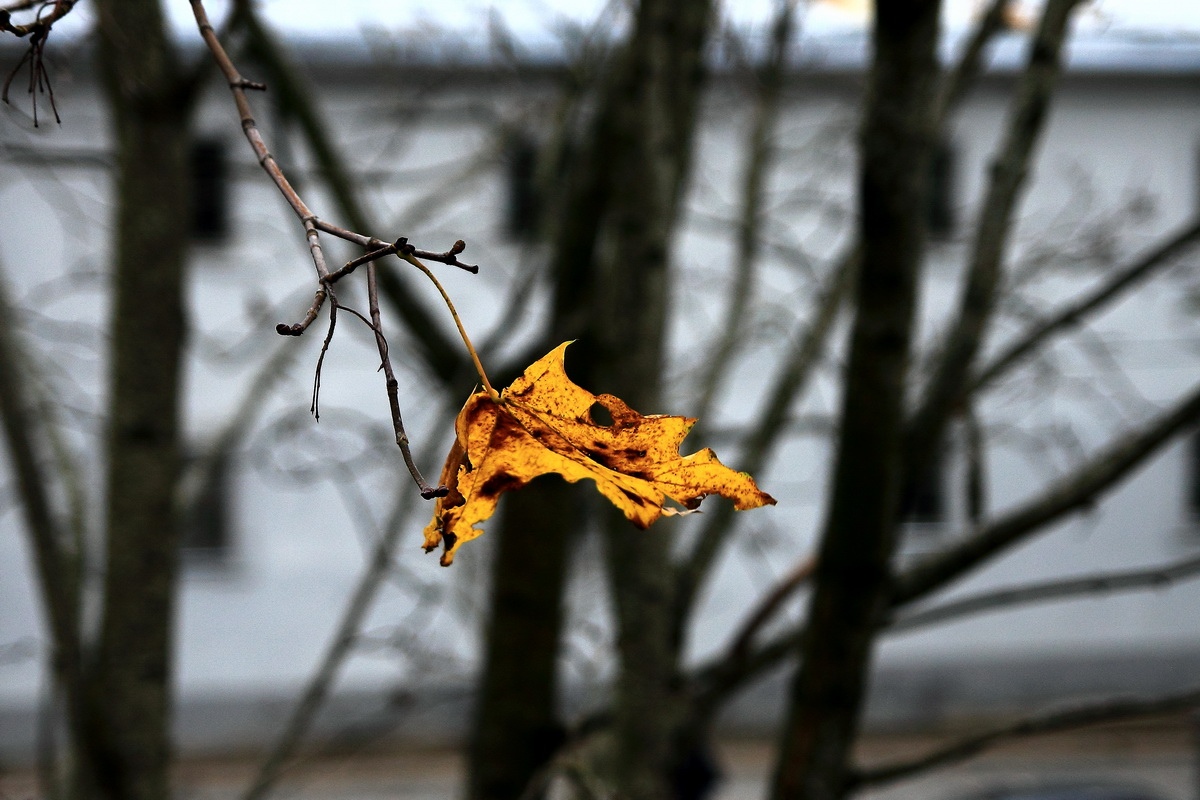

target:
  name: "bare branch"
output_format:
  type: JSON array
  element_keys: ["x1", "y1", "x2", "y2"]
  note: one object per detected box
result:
[
  {"x1": 687, "y1": 550, "x2": 1200, "y2": 720},
  {"x1": 893, "y1": 382, "x2": 1200, "y2": 606},
  {"x1": 726, "y1": 555, "x2": 816, "y2": 660},
  {"x1": 231, "y1": 1, "x2": 471, "y2": 385},
  {"x1": 888, "y1": 552, "x2": 1200, "y2": 634},
  {"x1": 0, "y1": 0, "x2": 75, "y2": 125},
  {"x1": 687, "y1": 386, "x2": 1200, "y2": 720},
  {"x1": 933, "y1": 0, "x2": 1015, "y2": 126},
  {"x1": 691, "y1": 0, "x2": 797, "y2": 426},
  {"x1": 905, "y1": 0, "x2": 1083, "y2": 482},
  {"x1": 0, "y1": 0, "x2": 77, "y2": 37},
  {"x1": 971, "y1": 217, "x2": 1200, "y2": 394},
  {"x1": 0, "y1": 263, "x2": 81, "y2": 683},
  {"x1": 190, "y1": 0, "x2": 479, "y2": 496},
  {"x1": 189, "y1": 0, "x2": 333, "y2": 322},
  {"x1": 672, "y1": 246, "x2": 856, "y2": 639},
  {"x1": 365, "y1": 262, "x2": 445, "y2": 498},
  {"x1": 241, "y1": 445, "x2": 444, "y2": 800},
  {"x1": 849, "y1": 686, "x2": 1200, "y2": 789}
]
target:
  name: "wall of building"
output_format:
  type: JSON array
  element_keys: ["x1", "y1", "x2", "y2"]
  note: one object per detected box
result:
[{"x1": 2, "y1": 33, "x2": 1200, "y2": 761}]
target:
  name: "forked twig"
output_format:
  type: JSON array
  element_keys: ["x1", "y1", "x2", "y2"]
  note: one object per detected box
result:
[
  {"x1": 366, "y1": 262, "x2": 445, "y2": 498},
  {"x1": 189, "y1": 0, "x2": 490, "y2": 497},
  {"x1": 1, "y1": 0, "x2": 76, "y2": 126}
]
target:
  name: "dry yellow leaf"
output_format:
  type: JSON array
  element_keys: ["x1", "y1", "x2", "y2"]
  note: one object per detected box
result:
[{"x1": 423, "y1": 342, "x2": 776, "y2": 565}]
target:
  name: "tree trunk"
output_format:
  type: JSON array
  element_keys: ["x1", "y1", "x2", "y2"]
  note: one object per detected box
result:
[
  {"x1": 467, "y1": 479, "x2": 575, "y2": 800},
  {"x1": 769, "y1": 2, "x2": 942, "y2": 799},
  {"x1": 593, "y1": 2, "x2": 712, "y2": 798},
  {"x1": 86, "y1": 3, "x2": 192, "y2": 798},
  {"x1": 467, "y1": 2, "x2": 711, "y2": 797}
]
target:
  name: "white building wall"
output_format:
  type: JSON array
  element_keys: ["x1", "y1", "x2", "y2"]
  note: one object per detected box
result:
[{"x1": 2, "y1": 34, "x2": 1200, "y2": 754}]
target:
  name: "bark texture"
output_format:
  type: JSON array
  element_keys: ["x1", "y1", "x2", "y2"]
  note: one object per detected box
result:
[
  {"x1": 769, "y1": 2, "x2": 942, "y2": 799},
  {"x1": 88, "y1": 2, "x2": 193, "y2": 798},
  {"x1": 593, "y1": 2, "x2": 713, "y2": 798},
  {"x1": 467, "y1": 480, "x2": 574, "y2": 800},
  {"x1": 468, "y1": 3, "x2": 713, "y2": 798}
]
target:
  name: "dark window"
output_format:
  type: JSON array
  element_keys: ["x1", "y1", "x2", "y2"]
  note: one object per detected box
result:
[
  {"x1": 180, "y1": 450, "x2": 232, "y2": 561},
  {"x1": 190, "y1": 139, "x2": 229, "y2": 242},
  {"x1": 900, "y1": 452, "x2": 945, "y2": 525},
  {"x1": 1188, "y1": 431, "x2": 1200, "y2": 521},
  {"x1": 926, "y1": 141, "x2": 956, "y2": 239},
  {"x1": 504, "y1": 132, "x2": 541, "y2": 241}
]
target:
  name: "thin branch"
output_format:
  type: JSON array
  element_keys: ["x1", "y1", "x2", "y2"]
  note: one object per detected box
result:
[
  {"x1": 0, "y1": 260, "x2": 87, "y2": 783},
  {"x1": 933, "y1": 0, "x2": 1015, "y2": 126},
  {"x1": 191, "y1": 0, "x2": 479, "y2": 497},
  {"x1": 0, "y1": 0, "x2": 77, "y2": 37},
  {"x1": 893, "y1": 382, "x2": 1200, "y2": 606},
  {"x1": 691, "y1": 0, "x2": 797, "y2": 427},
  {"x1": 888, "y1": 552, "x2": 1200, "y2": 634},
  {"x1": 849, "y1": 686, "x2": 1200, "y2": 789},
  {"x1": 1, "y1": 1, "x2": 69, "y2": 127},
  {"x1": 971, "y1": 217, "x2": 1200, "y2": 394},
  {"x1": 241, "y1": 437, "x2": 446, "y2": 800},
  {"x1": 308, "y1": 299, "x2": 338, "y2": 419},
  {"x1": 0, "y1": 264, "x2": 79, "y2": 670},
  {"x1": 190, "y1": 0, "x2": 333, "y2": 335},
  {"x1": 672, "y1": 246, "x2": 857, "y2": 639},
  {"x1": 905, "y1": 0, "x2": 1083, "y2": 484},
  {"x1": 726, "y1": 555, "x2": 816, "y2": 660},
  {"x1": 687, "y1": 550, "x2": 1200, "y2": 725},
  {"x1": 232, "y1": 1, "x2": 470, "y2": 385},
  {"x1": 366, "y1": 262, "x2": 445, "y2": 498}
]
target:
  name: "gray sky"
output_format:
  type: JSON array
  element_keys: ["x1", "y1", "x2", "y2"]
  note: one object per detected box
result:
[{"x1": 141, "y1": 0, "x2": 1200, "y2": 40}]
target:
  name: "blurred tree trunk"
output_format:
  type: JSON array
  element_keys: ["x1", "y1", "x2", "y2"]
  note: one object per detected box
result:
[
  {"x1": 467, "y1": 481, "x2": 575, "y2": 800},
  {"x1": 467, "y1": 2, "x2": 712, "y2": 799},
  {"x1": 769, "y1": 2, "x2": 942, "y2": 800},
  {"x1": 81, "y1": 2, "x2": 194, "y2": 798},
  {"x1": 593, "y1": 1, "x2": 713, "y2": 799}
]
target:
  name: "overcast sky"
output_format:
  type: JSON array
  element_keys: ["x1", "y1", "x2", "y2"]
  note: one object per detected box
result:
[
  {"x1": 193, "y1": 0, "x2": 1200, "y2": 38},
  {"x1": 32, "y1": 1, "x2": 1200, "y2": 45}
]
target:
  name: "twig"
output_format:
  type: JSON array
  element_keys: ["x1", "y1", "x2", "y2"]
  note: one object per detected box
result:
[
  {"x1": 888, "y1": 552, "x2": 1200, "y2": 634},
  {"x1": 1, "y1": 1, "x2": 69, "y2": 127},
  {"x1": 0, "y1": 0, "x2": 77, "y2": 37},
  {"x1": 690, "y1": 0, "x2": 797, "y2": 428},
  {"x1": 687, "y1": 552, "x2": 1200, "y2": 728},
  {"x1": 727, "y1": 555, "x2": 815, "y2": 659},
  {"x1": 240, "y1": 432, "x2": 447, "y2": 800},
  {"x1": 398, "y1": 251, "x2": 499, "y2": 403},
  {"x1": 190, "y1": 0, "x2": 481, "y2": 497},
  {"x1": 308, "y1": 299, "x2": 338, "y2": 419},
  {"x1": 319, "y1": 238, "x2": 477, "y2": 288},
  {"x1": 904, "y1": 0, "x2": 1084, "y2": 489},
  {"x1": 189, "y1": 0, "x2": 332, "y2": 318},
  {"x1": 971, "y1": 217, "x2": 1200, "y2": 394},
  {"x1": 893, "y1": 382, "x2": 1200, "y2": 606},
  {"x1": 849, "y1": 686, "x2": 1200, "y2": 789},
  {"x1": 366, "y1": 262, "x2": 444, "y2": 498},
  {"x1": 231, "y1": 1, "x2": 469, "y2": 384}
]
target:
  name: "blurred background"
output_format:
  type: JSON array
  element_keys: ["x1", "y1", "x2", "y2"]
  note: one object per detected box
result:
[{"x1": 3, "y1": 1, "x2": 1200, "y2": 799}]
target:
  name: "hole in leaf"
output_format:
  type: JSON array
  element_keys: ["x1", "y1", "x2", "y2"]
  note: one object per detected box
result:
[{"x1": 589, "y1": 401, "x2": 614, "y2": 427}]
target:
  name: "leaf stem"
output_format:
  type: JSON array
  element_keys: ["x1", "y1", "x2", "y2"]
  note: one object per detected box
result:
[{"x1": 400, "y1": 252, "x2": 500, "y2": 403}]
